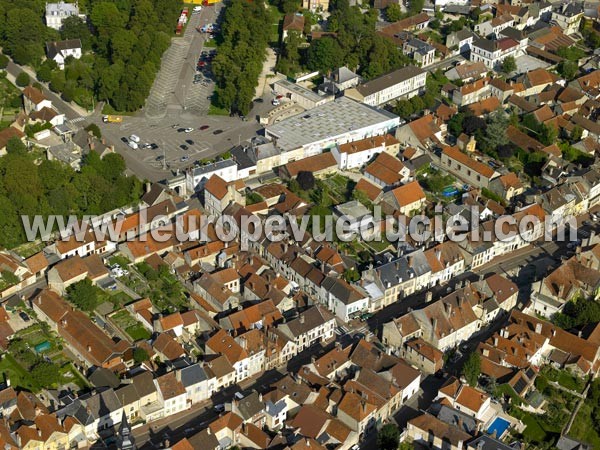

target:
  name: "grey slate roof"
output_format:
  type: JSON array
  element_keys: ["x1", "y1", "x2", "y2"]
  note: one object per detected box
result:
[
  {"x1": 235, "y1": 391, "x2": 264, "y2": 421},
  {"x1": 179, "y1": 363, "x2": 209, "y2": 388},
  {"x1": 46, "y1": 39, "x2": 82, "y2": 59},
  {"x1": 89, "y1": 367, "x2": 120, "y2": 389},
  {"x1": 435, "y1": 405, "x2": 479, "y2": 434},
  {"x1": 467, "y1": 436, "x2": 514, "y2": 450},
  {"x1": 280, "y1": 306, "x2": 334, "y2": 338}
]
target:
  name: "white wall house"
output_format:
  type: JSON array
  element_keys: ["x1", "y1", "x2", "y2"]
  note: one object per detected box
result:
[
  {"x1": 46, "y1": 2, "x2": 82, "y2": 30},
  {"x1": 470, "y1": 37, "x2": 521, "y2": 69},
  {"x1": 46, "y1": 39, "x2": 82, "y2": 70},
  {"x1": 331, "y1": 134, "x2": 400, "y2": 170}
]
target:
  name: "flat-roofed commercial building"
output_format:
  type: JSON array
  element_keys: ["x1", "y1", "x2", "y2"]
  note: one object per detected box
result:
[
  {"x1": 264, "y1": 97, "x2": 400, "y2": 158},
  {"x1": 273, "y1": 79, "x2": 334, "y2": 110}
]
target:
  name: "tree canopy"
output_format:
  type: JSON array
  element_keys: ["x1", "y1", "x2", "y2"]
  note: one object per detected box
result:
[
  {"x1": 0, "y1": 0, "x2": 182, "y2": 112},
  {"x1": 377, "y1": 424, "x2": 400, "y2": 450},
  {"x1": 211, "y1": 0, "x2": 271, "y2": 115},
  {"x1": 0, "y1": 148, "x2": 141, "y2": 249},
  {"x1": 462, "y1": 351, "x2": 481, "y2": 387}
]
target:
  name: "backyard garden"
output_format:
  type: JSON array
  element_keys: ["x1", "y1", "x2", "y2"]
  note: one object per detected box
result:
[
  {"x1": 119, "y1": 262, "x2": 188, "y2": 313},
  {"x1": 0, "y1": 323, "x2": 88, "y2": 392},
  {"x1": 110, "y1": 309, "x2": 151, "y2": 342}
]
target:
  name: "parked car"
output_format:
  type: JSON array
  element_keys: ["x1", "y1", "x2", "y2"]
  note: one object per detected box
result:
[
  {"x1": 234, "y1": 392, "x2": 244, "y2": 400},
  {"x1": 272, "y1": 99, "x2": 280, "y2": 106},
  {"x1": 213, "y1": 129, "x2": 223, "y2": 135},
  {"x1": 199, "y1": 125, "x2": 210, "y2": 130},
  {"x1": 155, "y1": 155, "x2": 165, "y2": 162},
  {"x1": 213, "y1": 404, "x2": 225, "y2": 412},
  {"x1": 120, "y1": 137, "x2": 129, "y2": 143},
  {"x1": 181, "y1": 155, "x2": 190, "y2": 162},
  {"x1": 19, "y1": 312, "x2": 30, "y2": 322},
  {"x1": 129, "y1": 134, "x2": 141, "y2": 143},
  {"x1": 177, "y1": 128, "x2": 186, "y2": 132},
  {"x1": 128, "y1": 141, "x2": 138, "y2": 150},
  {"x1": 142, "y1": 143, "x2": 152, "y2": 149},
  {"x1": 185, "y1": 139, "x2": 194, "y2": 145},
  {"x1": 184, "y1": 127, "x2": 194, "y2": 133},
  {"x1": 150, "y1": 143, "x2": 159, "y2": 149},
  {"x1": 180, "y1": 144, "x2": 189, "y2": 151}
]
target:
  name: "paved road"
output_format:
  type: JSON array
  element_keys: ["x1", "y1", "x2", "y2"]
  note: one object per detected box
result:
[
  {"x1": 133, "y1": 336, "x2": 351, "y2": 448},
  {"x1": 5, "y1": 60, "x2": 87, "y2": 122}
]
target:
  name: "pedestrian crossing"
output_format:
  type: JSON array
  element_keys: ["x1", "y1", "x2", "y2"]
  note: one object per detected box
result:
[
  {"x1": 335, "y1": 325, "x2": 374, "y2": 341},
  {"x1": 335, "y1": 326, "x2": 349, "y2": 336},
  {"x1": 68, "y1": 117, "x2": 86, "y2": 124}
]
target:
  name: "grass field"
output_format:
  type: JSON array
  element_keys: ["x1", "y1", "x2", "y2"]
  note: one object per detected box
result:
[{"x1": 569, "y1": 401, "x2": 600, "y2": 448}]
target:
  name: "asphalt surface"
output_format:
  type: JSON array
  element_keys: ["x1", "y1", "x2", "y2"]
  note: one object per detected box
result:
[{"x1": 6, "y1": 60, "x2": 85, "y2": 122}]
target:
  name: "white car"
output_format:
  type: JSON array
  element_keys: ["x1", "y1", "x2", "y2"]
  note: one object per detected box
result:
[
  {"x1": 184, "y1": 127, "x2": 194, "y2": 133},
  {"x1": 192, "y1": 6, "x2": 202, "y2": 13},
  {"x1": 129, "y1": 134, "x2": 141, "y2": 143},
  {"x1": 272, "y1": 99, "x2": 280, "y2": 106},
  {"x1": 128, "y1": 141, "x2": 138, "y2": 150}
]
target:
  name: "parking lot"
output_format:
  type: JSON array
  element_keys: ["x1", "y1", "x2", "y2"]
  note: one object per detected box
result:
[
  {"x1": 97, "y1": 114, "x2": 263, "y2": 181},
  {"x1": 145, "y1": 5, "x2": 222, "y2": 118},
  {"x1": 93, "y1": 1, "x2": 284, "y2": 182}
]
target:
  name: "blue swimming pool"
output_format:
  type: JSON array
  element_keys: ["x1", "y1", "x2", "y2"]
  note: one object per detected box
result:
[{"x1": 487, "y1": 417, "x2": 511, "y2": 438}]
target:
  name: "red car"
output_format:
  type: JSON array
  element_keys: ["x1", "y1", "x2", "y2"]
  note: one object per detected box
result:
[{"x1": 199, "y1": 125, "x2": 210, "y2": 130}]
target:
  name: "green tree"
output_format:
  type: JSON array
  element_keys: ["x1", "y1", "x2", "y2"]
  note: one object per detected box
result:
[
  {"x1": 15, "y1": 71, "x2": 30, "y2": 87},
  {"x1": 557, "y1": 60, "x2": 578, "y2": 80},
  {"x1": 61, "y1": 16, "x2": 92, "y2": 49},
  {"x1": 556, "y1": 46, "x2": 586, "y2": 61},
  {"x1": 408, "y1": 0, "x2": 425, "y2": 16},
  {"x1": 386, "y1": 3, "x2": 402, "y2": 22},
  {"x1": 377, "y1": 423, "x2": 400, "y2": 450},
  {"x1": 343, "y1": 267, "x2": 360, "y2": 282},
  {"x1": 133, "y1": 347, "x2": 149, "y2": 363},
  {"x1": 84, "y1": 123, "x2": 102, "y2": 139},
  {"x1": 501, "y1": 56, "x2": 516, "y2": 74},
  {"x1": 395, "y1": 99, "x2": 414, "y2": 119},
  {"x1": 306, "y1": 37, "x2": 345, "y2": 73},
  {"x1": 482, "y1": 109, "x2": 509, "y2": 152},
  {"x1": 422, "y1": 91, "x2": 436, "y2": 109},
  {"x1": 570, "y1": 125, "x2": 583, "y2": 143},
  {"x1": 0, "y1": 54, "x2": 8, "y2": 69},
  {"x1": 66, "y1": 278, "x2": 100, "y2": 311},
  {"x1": 31, "y1": 361, "x2": 61, "y2": 388},
  {"x1": 297, "y1": 171, "x2": 316, "y2": 191},
  {"x1": 462, "y1": 351, "x2": 481, "y2": 386},
  {"x1": 447, "y1": 112, "x2": 465, "y2": 136},
  {"x1": 6, "y1": 137, "x2": 27, "y2": 155},
  {"x1": 410, "y1": 95, "x2": 425, "y2": 113}
]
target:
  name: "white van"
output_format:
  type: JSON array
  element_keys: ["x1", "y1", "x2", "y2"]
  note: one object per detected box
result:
[
  {"x1": 129, "y1": 134, "x2": 141, "y2": 143},
  {"x1": 128, "y1": 141, "x2": 139, "y2": 150}
]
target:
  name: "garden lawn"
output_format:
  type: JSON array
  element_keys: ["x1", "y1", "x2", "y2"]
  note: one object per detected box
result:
[
  {"x1": 111, "y1": 309, "x2": 151, "y2": 341},
  {"x1": 569, "y1": 401, "x2": 600, "y2": 448},
  {"x1": 0, "y1": 354, "x2": 40, "y2": 391},
  {"x1": 59, "y1": 363, "x2": 89, "y2": 389},
  {"x1": 541, "y1": 366, "x2": 586, "y2": 393}
]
